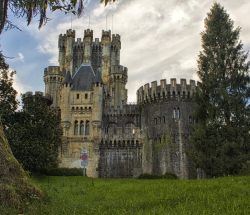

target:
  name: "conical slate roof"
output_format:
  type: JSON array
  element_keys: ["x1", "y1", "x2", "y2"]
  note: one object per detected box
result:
[{"x1": 71, "y1": 64, "x2": 99, "y2": 91}]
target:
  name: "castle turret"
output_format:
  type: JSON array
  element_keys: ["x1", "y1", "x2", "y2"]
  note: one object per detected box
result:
[
  {"x1": 44, "y1": 66, "x2": 64, "y2": 107},
  {"x1": 109, "y1": 65, "x2": 128, "y2": 108},
  {"x1": 101, "y1": 30, "x2": 111, "y2": 85},
  {"x1": 83, "y1": 29, "x2": 93, "y2": 64},
  {"x1": 73, "y1": 38, "x2": 84, "y2": 72},
  {"x1": 111, "y1": 34, "x2": 121, "y2": 66},
  {"x1": 91, "y1": 38, "x2": 102, "y2": 73},
  {"x1": 65, "y1": 29, "x2": 75, "y2": 74},
  {"x1": 58, "y1": 34, "x2": 66, "y2": 71}
]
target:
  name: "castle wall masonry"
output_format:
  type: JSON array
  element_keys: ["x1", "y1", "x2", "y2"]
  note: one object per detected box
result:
[{"x1": 39, "y1": 28, "x2": 198, "y2": 178}]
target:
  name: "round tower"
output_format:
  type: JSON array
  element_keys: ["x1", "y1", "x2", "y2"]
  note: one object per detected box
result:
[
  {"x1": 44, "y1": 66, "x2": 64, "y2": 107},
  {"x1": 109, "y1": 65, "x2": 128, "y2": 108}
]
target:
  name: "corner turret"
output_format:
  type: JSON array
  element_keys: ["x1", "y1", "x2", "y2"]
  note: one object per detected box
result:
[
  {"x1": 44, "y1": 66, "x2": 64, "y2": 107},
  {"x1": 111, "y1": 34, "x2": 121, "y2": 66}
]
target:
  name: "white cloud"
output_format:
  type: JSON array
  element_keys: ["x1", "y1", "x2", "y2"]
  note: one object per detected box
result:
[
  {"x1": 22, "y1": 0, "x2": 250, "y2": 102},
  {"x1": 9, "y1": 52, "x2": 25, "y2": 63}
]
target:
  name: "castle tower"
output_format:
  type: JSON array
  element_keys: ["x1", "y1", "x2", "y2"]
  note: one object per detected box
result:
[
  {"x1": 91, "y1": 38, "x2": 102, "y2": 73},
  {"x1": 109, "y1": 65, "x2": 128, "y2": 108},
  {"x1": 65, "y1": 29, "x2": 76, "y2": 74},
  {"x1": 43, "y1": 66, "x2": 64, "y2": 107},
  {"x1": 101, "y1": 30, "x2": 111, "y2": 85},
  {"x1": 73, "y1": 38, "x2": 84, "y2": 72},
  {"x1": 111, "y1": 34, "x2": 121, "y2": 66},
  {"x1": 58, "y1": 33, "x2": 66, "y2": 71},
  {"x1": 83, "y1": 29, "x2": 93, "y2": 64}
]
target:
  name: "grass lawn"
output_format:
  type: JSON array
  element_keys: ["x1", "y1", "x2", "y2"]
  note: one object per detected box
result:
[{"x1": 1, "y1": 176, "x2": 250, "y2": 215}]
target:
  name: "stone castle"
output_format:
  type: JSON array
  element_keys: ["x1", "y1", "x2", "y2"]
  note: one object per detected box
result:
[{"x1": 30, "y1": 28, "x2": 197, "y2": 179}]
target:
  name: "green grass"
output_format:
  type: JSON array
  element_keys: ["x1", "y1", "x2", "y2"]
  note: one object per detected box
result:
[{"x1": 1, "y1": 176, "x2": 250, "y2": 215}]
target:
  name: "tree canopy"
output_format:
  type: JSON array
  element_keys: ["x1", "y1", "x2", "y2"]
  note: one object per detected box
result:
[
  {"x1": 7, "y1": 94, "x2": 63, "y2": 172},
  {"x1": 0, "y1": 0, "x2": 116, "y2": 33},
  {"x1": 0, "y1": 52, "x2": 18, "y2": 128},
  {"x1": 190, "y1": 3, "x2": 250, "y2": 177}
]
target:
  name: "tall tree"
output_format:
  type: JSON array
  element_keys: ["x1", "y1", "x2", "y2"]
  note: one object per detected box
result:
[
  {"x1": 0, "y1": 0, "x2": 116, "y2": 33},
  {"x1": 0, "y1": 52, "x2": 18, "y2": 128},
  {"x1": 7, "y1": 93, "x2": 63, "y2": 172},
  {"x1": 190, "y1": 3, "x2": 250, "y2": 177},
  {"x1": 0, "y1": 53, "x2": 41, "y2": 208}
]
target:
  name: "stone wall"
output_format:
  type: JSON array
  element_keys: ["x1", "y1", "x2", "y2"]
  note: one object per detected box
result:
[
  {"x1": 139, "y1": 80, "x2": 197, "y2": 179},
  {"x1": 99, "y1": 142, "x2": 142, "y2": 178}
]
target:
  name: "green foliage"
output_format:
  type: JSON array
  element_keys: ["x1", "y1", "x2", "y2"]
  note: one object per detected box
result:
[
  {"x1": 1, "y1": 0, "x2": 117, "y2": 33},
  {"x1": 0, "y1": 52, "x2": 18, "y2": 127},
  {"x1": 40, "y1": 168, "x2": 84, "y2": 176},
  {"x1": 190, "y1": 3, "x2": 250, "y2": 177},
  {"x1": 7, "y1": 94, "x2": 63, "y2": 173},
  {"x1": 1, "y1": 176, "x2": 250, "y2": 214}
]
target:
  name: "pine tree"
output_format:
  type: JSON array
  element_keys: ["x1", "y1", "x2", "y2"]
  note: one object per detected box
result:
[{"x1": 190, "y1": 3, "x2": 250, "y2": 177}]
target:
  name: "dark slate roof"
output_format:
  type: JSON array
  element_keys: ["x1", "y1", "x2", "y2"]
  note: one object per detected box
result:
[
  {"x1": 63, "y1": 71, "x2": 72, "y2": 84},
  {"x1": 71, "y1": 64, "x2": 97, "y2": 91}
]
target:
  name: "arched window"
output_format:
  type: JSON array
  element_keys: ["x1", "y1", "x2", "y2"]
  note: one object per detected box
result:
[
  {"x1": 163, "y1": 116, "x2": 166, "y2": 124},
  {"x1": 85, "y1": 121, "x2": 90, "y2": 135},
  {"x1": 80, "y1": 121, "x2": 84, "y2": 135},
  {"x1": 74, "y1": 120, "x2": 78, "y2": 135},
  {"x1": 177, "y1": 108, "x2": 180, "y2": 119}
]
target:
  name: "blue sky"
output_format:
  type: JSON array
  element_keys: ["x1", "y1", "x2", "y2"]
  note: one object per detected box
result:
[{"x1": 1, "y1": 0, "x2": 250, "y2": 102}]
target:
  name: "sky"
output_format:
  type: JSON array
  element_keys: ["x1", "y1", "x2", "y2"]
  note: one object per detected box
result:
[{"x1": 1, "y1": 0, "x2": 250, "y2": 102}]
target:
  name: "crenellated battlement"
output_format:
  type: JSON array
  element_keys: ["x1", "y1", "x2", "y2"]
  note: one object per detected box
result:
[
  {"x1": 73, "y1": 38, "x2": 83, "y2": 50},
  {"x1": 66, "y1": 29, "x2": 75, "y2": 37},
  {"x1": 22, "y1": 91, "x2": 52, "y2": 105},
  {"x1": 58, "y1": 34, "x2": 66, "y2": 48},
  {"x1": 137, "y1": 78, "x2": 197, "y2": 104},
  {"x1": 84, "y1": 29, "x2": 93, "y2": 38},
  {"x1": 111, "y1": 65, "x2": 128, "y2": 75},
  {"x1": 111, "y1": 34, "x2": 121, "y2": 49},
  {"x1": 44, "y1": 66, "x2": 61, "y2": 75},
  {"x1": 102, "y1": 30, "x2": 111, "y2": 41}
]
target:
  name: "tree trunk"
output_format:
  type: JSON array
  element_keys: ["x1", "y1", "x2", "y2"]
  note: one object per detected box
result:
[{"x1": 0, "y1": 124, "x2": 42, "y2": 208}]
